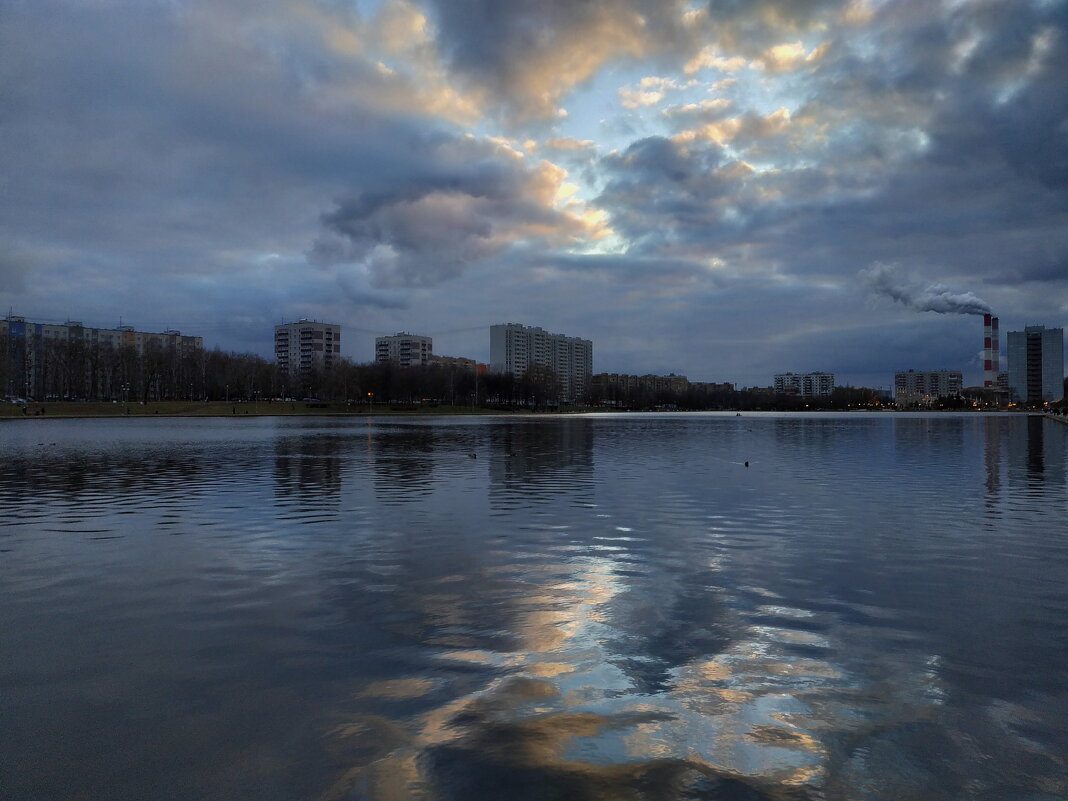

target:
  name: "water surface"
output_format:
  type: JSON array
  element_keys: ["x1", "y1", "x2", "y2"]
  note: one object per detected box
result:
[{"x1": 2, "y1": 413, "x2": 1067, "y2": 800}]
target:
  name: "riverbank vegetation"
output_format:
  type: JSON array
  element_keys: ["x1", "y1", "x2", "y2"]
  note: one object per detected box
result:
[{"x1": 6, "y1": 338, "x2": 1063, "y2": 414}]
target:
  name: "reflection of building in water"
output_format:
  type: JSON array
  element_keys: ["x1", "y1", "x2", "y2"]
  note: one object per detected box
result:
[
  {"x1": 273, "y1": 434, "x2": 343, "y2": 505},
  {"x1": 1006, "y1": 415, "x2": 1065, "y2": 491},
  {"x1": 1027, "y1": 415, "x2": 1044, "y2": 477},
  {"x1": 982, "y1": 416, "x2": 1004, "y2": 513},
  {"x1": 4, "y1": 449, "x2": 208, "y2": 505},
  {"x1": 891, "y1": 416, "x2": 966, "y2": 462},
  {"x1": 370, "y1": 425, "x2": 437, "y2": 505},
  {"x1": 773, "y1": 416, "x2": 835, "y2": 444},
  {"x1": 487, "y1": 420, "x2": 594, "y2": 509},
  {"x1": 772, "y1": 416, "x2": 867, "y2": 455}
]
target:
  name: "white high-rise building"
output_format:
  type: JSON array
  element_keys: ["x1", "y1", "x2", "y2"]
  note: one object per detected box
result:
[
  {"x1": 375, "y1": 333, "x2": 432, "y2": 368},
  {"x1": 773, "y1": 372, "x2": 835, "y2": 397},
  {"x1": 490, "y1": 323, "x2": 593, "y2": 401},
  {"x1": 274, "y1": 319, "x2": 341, "y2": 377}
]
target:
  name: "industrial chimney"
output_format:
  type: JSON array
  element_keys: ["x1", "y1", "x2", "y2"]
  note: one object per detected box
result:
[{"x1": 983, "y1": 314, "x2": 1000, "y2": 387}]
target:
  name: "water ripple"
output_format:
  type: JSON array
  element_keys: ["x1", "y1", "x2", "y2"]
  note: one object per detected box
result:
[{"x1": 1, "y1": 414, "x2": 1066, "y2": 800}]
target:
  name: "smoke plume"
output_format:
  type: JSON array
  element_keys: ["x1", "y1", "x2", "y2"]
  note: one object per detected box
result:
[{"x1": 863, "y1": 263, "x2": 991, "y2": 316}]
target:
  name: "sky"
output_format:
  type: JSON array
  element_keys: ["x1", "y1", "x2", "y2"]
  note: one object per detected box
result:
[{"x1": 1, "y1": 0, "x2": 1066, "y2": 388}]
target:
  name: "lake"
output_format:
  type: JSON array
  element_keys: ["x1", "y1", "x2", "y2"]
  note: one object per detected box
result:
[{"x1": 2, "y1": 413, "x2": 1066, "y2": 800}]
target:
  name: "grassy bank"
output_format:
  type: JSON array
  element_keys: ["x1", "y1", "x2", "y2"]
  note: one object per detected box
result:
[{"x1": 0, "y1": 401, "x2": 533, "y2": 419}]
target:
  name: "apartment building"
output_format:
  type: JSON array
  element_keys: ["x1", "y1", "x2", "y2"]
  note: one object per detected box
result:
[
  {"x1": 428, "y1": 354, "x2": 486, "y2": 373},
  {"x1": 1008, "y1": 325, "x2": 1064, "y2": 404},
  {"x1": 2, "y1": 314, "x2": 203, "y2": 400},
  {"x1": 375, "y1": 333, "x2": 432, "y2": 368},
  {"x1": 274, "y1": 319, "x2": 341, "y2": 377},
  {"x1": 894, "y1": 369, "x2": 963, "y2": 407},
  {"x1": 490, "y1": 323, "x2": 593, "y2": 401},
  {"x1": 773, "y1": 372, "x2": 836, "y2": 397},
  {"x1": 592, "y1": 373, "x2": 689, "y2": 396}
]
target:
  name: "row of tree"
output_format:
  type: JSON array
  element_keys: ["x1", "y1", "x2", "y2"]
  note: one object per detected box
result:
[
  {"x1": 587, "y1": 380, "x2": 885, "y2": 411},
  {"x1": 14, "y1": 335, "x2": 1054, "y2": 409},
  {"x1": 1, "y1": 337, "x2": 273, "y2": 403},
  {"x1": 0, "y1": 336, "x2": 568, "y2": 407}
]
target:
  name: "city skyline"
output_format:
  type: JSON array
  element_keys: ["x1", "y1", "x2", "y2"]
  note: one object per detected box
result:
[
  {"x1": 5, "y1": 309, "x2": 1065, "y2": 392},
  {"x1": 2, "y1": 1, "x2": 1067, "y2": 388}
]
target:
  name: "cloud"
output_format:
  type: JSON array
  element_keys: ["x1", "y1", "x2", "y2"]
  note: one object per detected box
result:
[
  {"x1": 750, "y1": 41, "x2": 829, "y2": 72},
  {"x1": 0, "y1": 242, "x2": 43, "y2": 293},
  {"x1": 1, "y1": 0, "x2": 1066, "y2": 385},
  {"x1": 312, "y1": 137, "x2": 604, "y2": 287},
  {"x1": 336, "y1": 269, "x2": 412, "y2": 309},
  {"x1": 543, "y1": 137, "x2": 597, "y2": 153},
  {"x1": 422, "y1": 0, "x2": 702, "y2": 120},
  {"x1": 662, "y1": 98, "x2": 734, "y2": 124},
  {"x1": 700, "y1": 0, "x2": 845, "y2": 55},
  {"x1": 618, "y1": 76, "x2": 692, "y2": 108},
  {"x1": 598, "y1": 1, "x2": 1068, "y2": 274},
  {"x1": 671, "y1": 107, "x2": 794, "y2": 150},
  {"x1": 683, "y1": 47, "x2": 748, "y2": 75}
]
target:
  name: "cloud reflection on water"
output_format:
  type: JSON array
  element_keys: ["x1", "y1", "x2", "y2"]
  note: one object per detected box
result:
[{"x1": 1, "y1": 415, "x2": 1066, "y2": 800}]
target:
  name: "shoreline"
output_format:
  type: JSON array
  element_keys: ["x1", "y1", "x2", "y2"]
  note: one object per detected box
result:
[
  {"x1": 0, "y1": 401, "x2": 573, "y2": 420},
  {"x1": 1, "y1": 402, "x2": 1056, "y2": 421}
]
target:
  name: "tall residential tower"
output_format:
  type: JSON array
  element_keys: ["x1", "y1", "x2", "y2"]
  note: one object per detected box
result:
[
  {"x1": 490, "y1": 323, "x2": 593, "y2": 401},
  {"x1": 274, "y1": 319, "x2": 341, "y2": 380},
  {"x1": 983, "y1": 314, "x2": 1001, "y2": 388},
  {"x1": 1007, "y1": 325, "x2": 1064, "y2": 404}
]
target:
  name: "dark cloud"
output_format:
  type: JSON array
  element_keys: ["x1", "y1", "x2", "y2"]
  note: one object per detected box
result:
[
  {"x1": 0, "y1": 1, "x2": 592, "y2": 328},
  {"x1": 700, "y1": 0, "x2": 844, "y2": 54},
  {"x1": 312, "y1": 136, "x2": 592, "y2": 287},
  {"x1": 597, "y1": 137, "x2": 728, "y2": 248},
  {"x1": 0, "y1": 1, "x2": 423, "y2": 256},
  {"x1": 596, "y1": 1, "x2": 1068, "y2": 279},
  {"x1": 423, "y1": 0, "x2": 700, "y2": 120}
]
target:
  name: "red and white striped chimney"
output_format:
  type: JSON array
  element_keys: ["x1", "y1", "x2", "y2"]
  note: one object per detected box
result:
[{"x1": 983, "y1": 314, "x2": 999, "y2": 387}]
